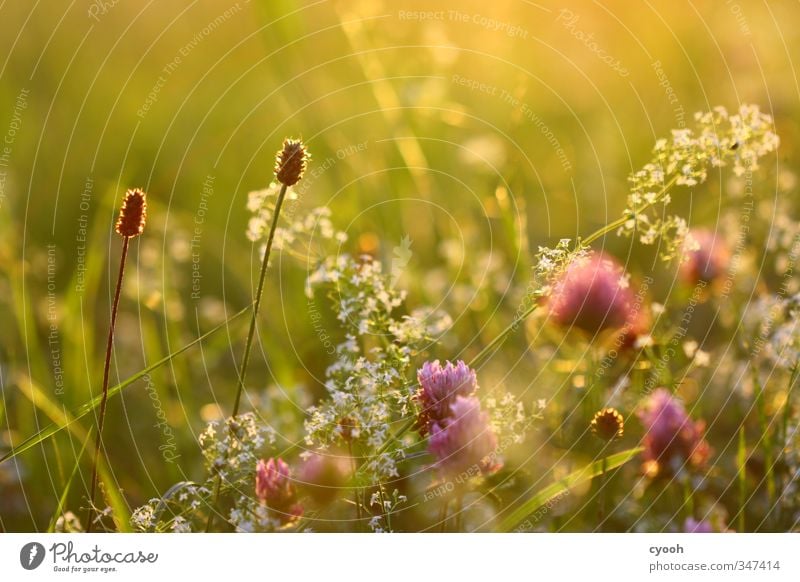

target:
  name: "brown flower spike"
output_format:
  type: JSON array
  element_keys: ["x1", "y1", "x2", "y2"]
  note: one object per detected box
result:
[
  {"x1": 274, "y1": 138, "x2": 309, "y2": 186},
  {"x1": 591, "y1": 407, "x2": 625, "y2": 441},
  {"x1": 115, "y1": 188, "x2": 147, "y2": 237}
]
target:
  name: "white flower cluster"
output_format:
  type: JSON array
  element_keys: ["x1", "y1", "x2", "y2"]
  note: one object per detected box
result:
[
  {"x1": 228, "y1": 496, "x2": 290, "y2": 533},
  {"x1": 247, "y1": 185, "x2": 347, "y2": 261},
  {"x1": 130, "y1": 483, "x2": 209, "y2": 532},
  {"x1": 532, "y1": 239, "x2": 587, "y2": 296},
  {"x1": 744, "y1": 293, "x2": 800, "y2": 370},
  {"x1": 54, "y1": 511, "x2": 83, "y2": 533},
  {"x1": 304, "y1": 254, "x2": 450, "y2": 482},
  {"x1": 779, "y1": 412, "x2": 800, "y2": 529},
  {"x1": 367, "y1": 489, "x2": 407, "y2": 532},
  {"x1": 131, "y1": 413, "x2": 276, "y2": 532},
  {"x1": 620, "y1": 104, "x2": 779, "y2": 260},
  {"x1": 247, "y1": 183, "x2": 288, "y2": 242},
  {"x1": 200, "y1": 412, "x2": 277, "y2": 481}
]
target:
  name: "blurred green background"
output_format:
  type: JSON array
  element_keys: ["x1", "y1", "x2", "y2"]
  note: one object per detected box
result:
[{"x1": 1, "y1": 0, "x2": 798, "y2": 531}]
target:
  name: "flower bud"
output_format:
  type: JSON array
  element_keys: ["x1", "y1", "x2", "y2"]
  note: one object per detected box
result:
[{"x1": 115, "y1": 188, "x2": 147, "y2": 238}]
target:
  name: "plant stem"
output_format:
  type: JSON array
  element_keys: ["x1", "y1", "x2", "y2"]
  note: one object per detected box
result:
[
  {"x1": 438, "y1": 497, "x2": 450, "y2": 532},
  {"x1": 453, "y1": 492, "x2": 464, "y2": 532},
  {"x1": 231, "y1": 182, "x2": 289, "y2": 419},
  {"x1": 86, "y1": 235, "x2": 130, "y2": 533},
  {"x1": 580, "y1": 175, "x2": 679, "y2": 248},
  {"x1": 598, "y1": 455, "x2": 607, "y2": 532},
  {"x1": 349, "y1": 440, "x2": 362, "y2": 529},
  {"x1": 469, "y1": 303, "x2": 538, "y2": 368},
  {"x1": 737, "y1": 425, "x2": 747, "y2": 532},
  {"x1": 205, "y1": 184, "x2": 288, "y2": 532}
]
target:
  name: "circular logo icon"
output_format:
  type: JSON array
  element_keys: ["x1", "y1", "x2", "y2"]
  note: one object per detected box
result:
[{"x1": 19, "y1": 542, "x2": 46, "y2": 570}]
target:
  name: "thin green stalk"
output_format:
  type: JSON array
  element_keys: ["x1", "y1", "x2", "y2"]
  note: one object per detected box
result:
[
  {"x1": 737, "y1": 425, "x2": 747, "y2": 532},
  {"x1": 598, "y1": 455, "x2": 608, "y2": 531},
  {"x1": 49, "y1": 429, "x2": 92, "y2": 532},
  {"x1": 206, "y1": 182, "x2": 289, "y2": 532},
  {"x1": 580, "y1": 175, "x2": 679, "y2": 248},
  {"x1": 453, "y1": 492, "x2": 464, "y2": 532},
  {"x1": 469, "y1": 302, "x2": 538, "y2": 368},
  {"x1": 231, "y1": 182, "x2": 289, "y2": 418},
  {"x1": 87, "y1": 235, "x2": 130, "y2": 533},
  {"x1": 349, "y1": 440, "x2": 362, "y2": 529},
  {"x1": 752, "y1": 366, "x2": 775, "y2": 508},
  {"x1": 438, "y1": 497, "x2": 449, "y2": 532}
]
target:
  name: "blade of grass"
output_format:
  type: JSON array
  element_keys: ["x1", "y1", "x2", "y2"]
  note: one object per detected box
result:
[
  {"x1": 0, "y1": 304, "x2": 250, "y2": 465},
  {"x1": 48, "y1": 429, "x2": 92, "y2": 532},
  {"x1": 14, "y1": 375, "x2": 131, "y2": 531},
  {"x1": 497, "y1": 447, "x2": 642, "y2": 532}
]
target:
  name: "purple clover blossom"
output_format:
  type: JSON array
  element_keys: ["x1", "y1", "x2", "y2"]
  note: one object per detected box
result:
[
  {"x1": 428, "y1": 396, "x2": 501, "y2": 477},
  {"x1": 637, "y1": 389, "x2": 711, "y2": 477},
  {"x1": 255, "y1": 458, "x2": 303, "y2": 523},
  {"x1": 549, "y1": 252, "x2": 635, "y2": 335},
  {"x1": 415, "y1": 360, "x2": 477, "y2": 436}
]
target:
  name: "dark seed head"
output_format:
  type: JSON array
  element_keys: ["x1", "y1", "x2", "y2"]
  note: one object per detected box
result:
[
  {"x1": 591, "y1": 407, "x2": 625, "y2": 441},
  {"x1": 274, "y1": 138, "x2": 309, "y2": 186},
  {"x1": 115, "y1": 188, "x2": 147, "y2": 238}
]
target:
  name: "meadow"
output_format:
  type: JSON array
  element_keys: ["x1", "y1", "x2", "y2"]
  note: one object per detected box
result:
[{"x1": 0, "y1": 0, "x2": 799, "y2": 533}]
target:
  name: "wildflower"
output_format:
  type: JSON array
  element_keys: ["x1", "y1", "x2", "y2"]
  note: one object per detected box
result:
[
  {"x1": 679, "y1": 229, "x2": 730, "y2": 285},
  {"x1": 274, "y1": 138, "x2": 309, "y2": 186},
  {"x1": 548, "y1": 253, "x2": 635, "y2": 335},
  {"x1": 115, "y1": 188, "x2": 147, "y2": 237},
  {"x1": 415, "y1": 360, "x2": 477, "y2": 435},
  {"x1": 428, "y1": 396, "x2": 500, "y2": 477},
  {"x1": 591, "y1": 408, "x2": 625, "y2": 441},
  {"x1": 255, "y1": 458, "x2": 303, "y2": 524},
  {"x1": 619, "y1": 104, "x2": 779, "y2": 261},
  {"x1": 637, "y1": 389, "x2": 711, "y2": 476},
  {"x1": 88, "y1": 187, "x2": 149, "y2": 532},
  {"x1": 298, "y1": 453, "x2": 349, "y2": 505}
]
